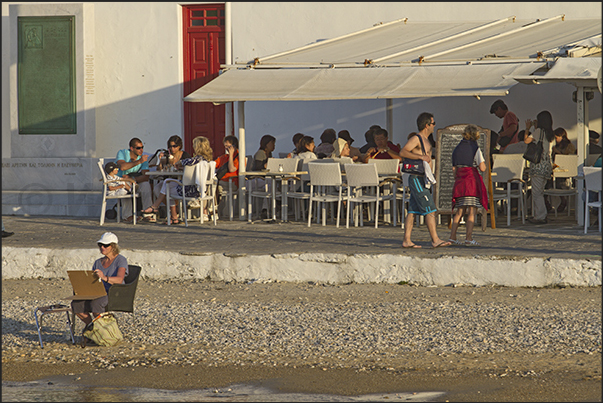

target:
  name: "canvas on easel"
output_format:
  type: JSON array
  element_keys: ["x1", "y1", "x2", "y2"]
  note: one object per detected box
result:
[{"x1": 63, "y1": 270, "x2": 107, "y2": 300}]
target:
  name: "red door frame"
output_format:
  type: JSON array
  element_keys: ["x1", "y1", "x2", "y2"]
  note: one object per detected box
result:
[{"x1": 182, "y1": 4, "x2": 225, "y2": 156}]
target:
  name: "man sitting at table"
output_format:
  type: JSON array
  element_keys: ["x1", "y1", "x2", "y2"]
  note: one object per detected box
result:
[
  {"x1": 115, "y1": 137, "x2": 154, "y2": 221},
  {"x1": 364, "y1": 128, "x2": 402, "y2": 161}
]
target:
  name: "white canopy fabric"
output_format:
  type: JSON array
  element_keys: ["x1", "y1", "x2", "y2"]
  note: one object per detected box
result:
[
  {"x1": 184, "y1": 15, "x2": 601, "y2": 104},
  {"x1": 505, "y1": 57, "x2": 601, "y2": 87},
  {"x1": 185, "y1": 62, "x2": 545, "y2": 104}
]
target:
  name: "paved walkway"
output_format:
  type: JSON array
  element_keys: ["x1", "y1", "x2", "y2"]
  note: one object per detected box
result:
[{"x1": 2, "y1": 214, "x2": 601, "y2": 286}]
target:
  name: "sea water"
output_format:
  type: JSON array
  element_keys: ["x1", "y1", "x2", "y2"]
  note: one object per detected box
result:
[{"x1": 2, "y1": 381, "x2": 445, "y2": 402}]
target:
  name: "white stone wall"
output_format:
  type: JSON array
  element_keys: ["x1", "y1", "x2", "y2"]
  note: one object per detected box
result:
[{"x1": 2, "y1": 246, "x2": 601, "y2": 287}]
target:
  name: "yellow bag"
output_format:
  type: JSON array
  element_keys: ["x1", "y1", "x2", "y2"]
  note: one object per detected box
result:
[{"x1": 83, "y1": 312, "x2": 123, "y2": 346}]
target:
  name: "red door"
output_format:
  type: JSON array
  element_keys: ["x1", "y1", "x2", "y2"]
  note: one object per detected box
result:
[{"x1": 183, "y1": 4, "x2": 225, "y2": 156}]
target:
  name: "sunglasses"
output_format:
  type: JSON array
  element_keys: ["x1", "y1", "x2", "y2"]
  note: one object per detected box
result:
[
  {"x1": 134, "y1": 146, "x2": 144, "y2": 150},
  {"x1": 97, "y1": 243, "x2": 111, "y2": 248},
  {"x1": 430, "y1": 121, "x2": 436, "y2": 126},
  {"x1": 168, "y1": 144, "x2": 178, "y2": 149}
]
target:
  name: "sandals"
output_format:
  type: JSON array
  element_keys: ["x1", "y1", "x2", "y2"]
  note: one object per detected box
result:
[
  {"x1": 162, "y1": 216, "x2": 180, "y2": 225},
  {"x1": 448, "y1": 238, "x2": 463, "y2": 245},
  {"x1": 141, "y1": 206, "x2": 159, "y2": 215},
  {"x1": 465, "y1": 239, "x2": 480, "y2": 247}
]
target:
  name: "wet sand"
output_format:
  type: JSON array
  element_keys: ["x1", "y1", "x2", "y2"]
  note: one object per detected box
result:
[{"x1": 2, "y1": 279, "x2": 601, "y2": 402}]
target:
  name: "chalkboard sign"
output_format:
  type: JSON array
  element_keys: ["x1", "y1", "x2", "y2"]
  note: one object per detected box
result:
[{"x1": 433, "y1": 124, "x2": 490, "y2": 214}]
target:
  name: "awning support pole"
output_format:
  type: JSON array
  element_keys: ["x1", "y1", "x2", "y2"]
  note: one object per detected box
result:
[
  {"x1": 238, "y1": 101, "x2": 247, "y2": 220},
  {"x1": 386, "y1": 99, "x2": 393, "y2": 141},
  {"x1": 576, "y1": 87, "x2": 588, "y2": 226}
]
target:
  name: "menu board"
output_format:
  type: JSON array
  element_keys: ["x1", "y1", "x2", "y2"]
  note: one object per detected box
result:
[{"x1": 433, "y1": 124, "x2": 491, "y2": 214}]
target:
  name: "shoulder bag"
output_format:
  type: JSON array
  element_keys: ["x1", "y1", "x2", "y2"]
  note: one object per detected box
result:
[
  {"x1": 82, "y1": 312, "x2": 123, "y2": 347},
  {"x1": 523, "y1": 129, "x2": 543, "y2": 164},
  {"x1": 401, "y1": 134, "x2": 426, "y2": 176}
]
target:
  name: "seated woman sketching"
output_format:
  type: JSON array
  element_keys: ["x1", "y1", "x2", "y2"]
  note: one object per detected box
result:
[
  {"x1": 72, "y1": 232, "x2": 128, "y2": 327},
  {"x1": 143, "y1": 136, "x2": 214, "y2": 224}
]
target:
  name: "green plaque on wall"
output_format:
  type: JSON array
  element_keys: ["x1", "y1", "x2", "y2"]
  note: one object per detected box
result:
[{"x1": 18, "y1": 16, "x2": 76, "y2": 134}]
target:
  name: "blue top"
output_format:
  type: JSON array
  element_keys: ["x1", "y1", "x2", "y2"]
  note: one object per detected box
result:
[
  {"x1": 452, "y1": 139, "x2": 479, "y2": 167},
  {"x1": 92, "y1": 254, "x2": 129, "y2": 292},
  {"x1": 116, "y1": 148, "x2": 149, "y2": 176}
]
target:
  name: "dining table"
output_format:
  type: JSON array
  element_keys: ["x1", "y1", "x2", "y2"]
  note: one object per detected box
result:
[{"x1": 244, "y1": 170, "x2": 308, "y2": 222}]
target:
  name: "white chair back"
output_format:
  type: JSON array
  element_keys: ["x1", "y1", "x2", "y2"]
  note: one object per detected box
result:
[
  {"x1": 553, "y1": 154, "x2": 578, "y2": 178},
  {"x1": 308, "y1": 162, "x2": 342, "y2": 186},
  {"x1": 344, "y1": 163, "x2": 379, "y2": 188},
  {"x1": 491, "y1": 154, "x2": 525, "y2": 183},
  {"x1": 182, "y1": 164, "x2": 197, "y2": 186},
  {"x1": 280, "y1": 157, "x2": 300, "y2": 172},
  {"x1": 368, "y1": 159, "x2": 399, "y2": 175},
  {"x1": 584, "y1": 167, "x2": 602, "y2": 193},
  {"x1": 266, "y1": 158, "x2": 286, "y2": 172}
]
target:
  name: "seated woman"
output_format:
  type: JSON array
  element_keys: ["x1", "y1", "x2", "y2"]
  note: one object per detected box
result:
[
  {"x1": 152, "y1": 135, "x2": 191, "y2": 201},
  {"x1": 330, "y1": 138, "x2": 353, "y2": 162},
  {"x1": 215, "y1": 135, "x2": 241, "y2": 218},
  {"x1": 143, "y1": 136, "x2": 213, "y2": 224},
  {"x1": 72, "y1": 232, "x2": 128, "y2": 327},
  {"x1": 550, "y1": 127, "x2": 576, "y2": 213},
  {"x1": 293, "y1": 135, "x2": 318, "y2": 160},
  {"x1": 252, "y1": 135, "x2": 276, "y2": 171}
]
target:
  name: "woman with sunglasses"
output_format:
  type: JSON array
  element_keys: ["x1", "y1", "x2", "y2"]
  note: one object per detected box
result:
[
  {"x1": 71, "y1": 232, "x2": 128, "y2": 328},
  {"x1": 159, "y1": 135, "x2": 191, "y2": 170}
]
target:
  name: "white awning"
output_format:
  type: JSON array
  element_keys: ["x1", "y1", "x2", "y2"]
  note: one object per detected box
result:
[
  {"x1": 184, "y1": 14, "x2": 600, "y2": 104},
  {"x1": 504, "y1": 57, "x2": 602, "y2": 88},
  {"x1": 184, "y1": 62, "x2": 545, "y2": 104}
]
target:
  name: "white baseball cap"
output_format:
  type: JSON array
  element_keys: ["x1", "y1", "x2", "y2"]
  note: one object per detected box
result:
[{"x1": 97, "y1": 232, "x2": 118, "y2": 245}]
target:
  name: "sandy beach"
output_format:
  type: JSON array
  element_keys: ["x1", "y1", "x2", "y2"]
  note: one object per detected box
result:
[{"x1": 2, "y1": 278, "x2": 601, "y2": 401}]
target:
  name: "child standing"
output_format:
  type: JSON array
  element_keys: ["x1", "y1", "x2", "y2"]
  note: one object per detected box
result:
[
  {"x1": 104, "y1": 162, "x2": 137, "y2": 222},
  {"x1": 449, "y1": 125, "x2": 489, "y2": 246}
]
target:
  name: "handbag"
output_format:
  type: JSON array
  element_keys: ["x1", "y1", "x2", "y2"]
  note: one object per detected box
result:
[
  {"x1": 401, "y1": 134, "x2": 426, "y2": 176},
  {"x1": 82, "y1": 312, "x2": 123, "y2": 346},
  {"x1": 523, "y1": 129, "x2": 544, "y2": 164},
  {"x1": 215, "y1": 163, "x2": 229, "y2": 181}
]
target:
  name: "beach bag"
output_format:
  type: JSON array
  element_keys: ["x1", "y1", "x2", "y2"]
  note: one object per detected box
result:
[
  {"x1": 523, "y1": 129, "x2": 543, "y2": 164},
  {"x1": 83, "y1": 312, "x2": 123, "y2": 346},
  {"x1": 401, "y1": 134, "x2": 426, "y2": 176}
]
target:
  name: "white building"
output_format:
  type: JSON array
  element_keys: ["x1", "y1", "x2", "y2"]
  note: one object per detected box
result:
[{"x1": 2, "y1": 2, "x2": 601, "y2": 218}]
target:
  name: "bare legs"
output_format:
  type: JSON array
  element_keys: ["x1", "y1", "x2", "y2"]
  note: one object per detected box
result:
[
  {"x1": 403, "y1": 212, "x2": 451, "y2": 248},
  {"x1": 76, "y1": 312, "x2": 100, "y2": 326},
  {"x1": 449, "y1": 206, "x2": 476, "y2": 242}
]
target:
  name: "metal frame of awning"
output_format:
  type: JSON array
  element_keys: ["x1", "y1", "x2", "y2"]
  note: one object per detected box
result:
[{"x1": 183, "y1": 14, "x2": 601, "y2": 221}]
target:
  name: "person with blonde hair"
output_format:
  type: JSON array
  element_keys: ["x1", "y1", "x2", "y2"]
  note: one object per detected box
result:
[
  {"x1": 448, "y1": 124, "x2": 488, "y2": 246},
  {"x1": 143, "y1": 136, "x2": 214, "y2": 224}
]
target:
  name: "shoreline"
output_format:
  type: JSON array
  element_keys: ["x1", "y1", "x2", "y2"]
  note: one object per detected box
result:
[{"x1": 2, "y1": 279, "x2": 601, "y2": 401}]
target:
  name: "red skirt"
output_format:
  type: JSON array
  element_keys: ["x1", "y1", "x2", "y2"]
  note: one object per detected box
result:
[{"x1": 452, "y1": 167, "x2": 489, "y2": 211}]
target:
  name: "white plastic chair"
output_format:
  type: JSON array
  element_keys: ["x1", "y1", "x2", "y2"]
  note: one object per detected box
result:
[
  {"x1": 344, "y1": 163, "x2": 396, "y2": 228},
  {"x1": 368, "y1": 159, "x2": 400, "y2": 224},
  {"x1": 287, "y1": 159, "x2": 312, "y2": 221},
  {"x1": 544, "y1": 154, "x2": 578, "y2": 217},
  {"x1": 491, "y1": 154, "x2": 527, "y2": 226},
  {"x1": 307, "y1": 162, "x2": 344, "y2": 227},
  {"x1": 165, "y1": 160, "x2": 217, "y2": 227},
  {"x1": 583, "y1": 166, "x2": 602, "y2": 233},
  {"x1": 98, "y1": 158, "x2": 138, "y2": 225}
]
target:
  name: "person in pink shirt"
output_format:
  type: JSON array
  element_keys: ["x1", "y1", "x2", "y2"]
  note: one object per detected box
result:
[{"x1": 490, "y1": 99, "x2": 519, "y2": 153}]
